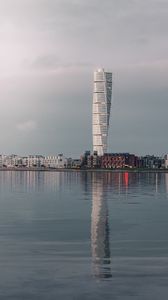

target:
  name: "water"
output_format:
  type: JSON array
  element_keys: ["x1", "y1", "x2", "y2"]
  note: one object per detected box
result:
[{"x1": 0, "y1": 171, "x2": 168, "y2": 299}]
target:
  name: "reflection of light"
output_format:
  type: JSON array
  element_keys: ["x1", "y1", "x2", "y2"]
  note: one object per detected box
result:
[
  {"x1": 91, "y1": 173, "x2": 112, "y2": 279},
  {"x1": 165, "y1": 174, "x2": 168, "y2": 194},
  {"x1": 124, "y1": 172, "x2": 129, "y2": 187},
  {"x1": 155, "y1": 173, "x2": 158, "y2": 194},
  {"x1": 118, "y1": 173, "x2": 121, "y2": 194},
  {"x1": 0, "y1": 171, "x2": 67, "y2": 193}
]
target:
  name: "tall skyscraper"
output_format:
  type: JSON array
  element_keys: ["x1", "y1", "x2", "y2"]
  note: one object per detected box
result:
[{"x1": 93, "y1": 68, "x2": 112, "y2": 156}]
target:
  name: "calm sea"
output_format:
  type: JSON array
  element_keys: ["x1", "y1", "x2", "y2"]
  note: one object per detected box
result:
[{"x1": 0, "y1": 171, "x2": 168, "y2": 299}]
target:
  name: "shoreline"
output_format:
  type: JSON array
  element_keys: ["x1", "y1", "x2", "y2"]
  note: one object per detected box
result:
[{"x1": 0, "y1": 168, "x2": 168, "y2": 173}]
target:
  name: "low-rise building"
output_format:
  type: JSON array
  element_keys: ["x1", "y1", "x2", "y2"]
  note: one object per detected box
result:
[
  {"x1": 164, "y1": 154, "x2": 168, "y2": 169},
  {"x1": 101, "y1": 153, "x2": 139, "y2": 169},
  {"x1": 57, "y1": 154, "x2": 67, "y2": 168},
  {"x1": 44, "y1": 154, "x2": 67, "y2": 168},
  {"x1": 2, "y1": 154, "x2": 19, "y2": 168},
  {"x1": 139, "y1": 155, "x2": 163, "y2": 169},
  {"x1": 71, "y1": 159, "x2": 81, "y2": 168},
  {"x1": 81, "y1": 151, "x2": 101, "y2": 168},
  {"x1": 101, "y1": 153, "x2": 125, "y2": 169},
  {"x1": 27, "y1": 155, "x2": 45, "y2": 168}
]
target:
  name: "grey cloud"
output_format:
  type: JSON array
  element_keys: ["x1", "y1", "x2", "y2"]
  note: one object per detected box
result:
[
  {"x1": 16, "y1": 120, "x2": 37, "y2": 132},
  {"x1": 28, "y1": 55, "x2": 92, "y2": 71},
  {"x1": 0, "y1": 0, "x2": 168, "y2": 156}
]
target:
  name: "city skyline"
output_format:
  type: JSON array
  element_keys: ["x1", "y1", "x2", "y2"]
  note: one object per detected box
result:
[{"x1": 0, "y1": 0, "x2": 168, "y2": 156}]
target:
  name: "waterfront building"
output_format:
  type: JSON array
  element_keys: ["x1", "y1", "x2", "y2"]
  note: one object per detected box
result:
[
  {"x1": 27, "y1": 155, "x2": 45, "y2": 168},
  {"x1": 139, "y1": 155, "x2": 163, "y2": 169},
  {"x1": 22, "y1": 157, "x2": 28, "y2": 167},
  {"x1": 57, "y1": 154, "x2": 67, "y2": 168},
  {"x1": 101, "y1": 153, "x2": 138, "y2": 169},
  {"x1": 44, "y1": 154, "x2": 67, "y2": 168},
  {"x1": 44, "y1": 156, "x2": 58, "y2": 168},
  {"x1": 93, "y1": 68, "x2": 112, "y2": 156},
  {"x1": 81, "y1": 151, "x2": 101, "y2": 169},
  {"x1": 2, "y1": 155, "x2": 19, "y2": 168},
  {"x1": 164, "y1": 155, "x2": 168, "y2": 169},
  {"x1": 70, "y1": 159, "x2": 81, "y2": 169},
  {"x1": 87, "y1": 151, "x2": 101, "y2": 169},
  {"x1": 101, "y1": 153, "x2": 125, "y2": 169},
  {"x1": 81, "y1": 152, "x2": 139, "y2": 169},
  {"x1": 80, "y1": 151, "x2": 91, "y2": 168}
]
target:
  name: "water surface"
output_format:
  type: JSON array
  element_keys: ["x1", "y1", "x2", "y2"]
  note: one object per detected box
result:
[{"x1": 0, "y1": 171, "x2": 168, "y2": 299}]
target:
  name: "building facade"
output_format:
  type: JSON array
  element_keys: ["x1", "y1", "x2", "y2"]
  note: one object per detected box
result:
[
  {"x1": 93, "y1": 68, "x2": 112, "y2": 156},
  {"x1": 81, "y1": 151, "x2": 101, "y2": 169},
  {"x1": 139, "y1": 155, "x2": 163, "y2": 169},
  {"x1": 27, "y1": 155, "x2": 45, "y2": 168},
  {"x1": 165, "y1": 155, "x2": 168, "y2": 169},
  {"x1": 44, "y1": 154, "x2": 67, "y2": 168},
  {"x1": 101, "y1": 153, "x2": 139, "y2": 169}
]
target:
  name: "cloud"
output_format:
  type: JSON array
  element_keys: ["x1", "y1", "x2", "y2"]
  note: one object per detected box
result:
[
  {"x1": 16, "y1": 120, "x2": 37, "y2": 132},
  {"x1": 27, "y1": 55, "x2": 91, "y2": 72},
  {"x1": 0, "y1": 0, "x2": 168, "y2": 156}
]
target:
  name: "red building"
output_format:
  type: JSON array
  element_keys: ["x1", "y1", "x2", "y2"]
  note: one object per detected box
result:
[{"x1": 101, "y1": 153, "x2": 139, "y2": 169}]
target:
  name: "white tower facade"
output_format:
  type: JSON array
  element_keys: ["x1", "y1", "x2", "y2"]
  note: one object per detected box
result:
[{"x1": 93, "y1": 68, "x2": 112, "y2": 156}]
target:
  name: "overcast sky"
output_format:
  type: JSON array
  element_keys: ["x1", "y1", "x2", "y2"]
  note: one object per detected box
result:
[{"x1": 0, "y1": 0, "x2": 168, "y2": 157}]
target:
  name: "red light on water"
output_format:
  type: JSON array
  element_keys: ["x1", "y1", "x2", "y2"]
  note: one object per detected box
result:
[{"x1": 124, "y1": 172, "x2": 129, "y2": 187}]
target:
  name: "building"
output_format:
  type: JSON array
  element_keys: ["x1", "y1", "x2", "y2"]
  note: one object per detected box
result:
[
  {"x1": 101, "y1": 153, "x2": 125, "y2": 169},
  {"x1": 44, "y1": 154, "x2": 67, "y2": 168},
  {"x1": 101, "y1": 153, "x2": 138, "y2": 169},
  {"x1": 139, "y1": 155, "x2": 163, "y2": 169},
  {"x1": 80, "y1": 152, "x2": 139, "y2": 169},
  {"x1": 44, "y1": 156, "x2": 57, "y2": 168},
  {"x1": 27, "y1": 155, "x2": 45, "y2": 168},
  {"x1": 164, "y1": 155, "x2": 168, "y2": 169},
  {"x1": 2, "y1": 154, "x2": 19, "y2": 168},
  {"x1": 87, "y1": 151, "x2": 101, "y2": 169},
  {"x1": 93, "y1": 68, "x2": 112, "y2": 156},
  {"x1": 70, "y1": 159, "x2": 81, "y2": 168},
  {"x1": 81, "y1": 151, "x2": 101, "y2": 169},
  {"x1": 57, "y1": 154, "x2": 67, "y2": 168}
]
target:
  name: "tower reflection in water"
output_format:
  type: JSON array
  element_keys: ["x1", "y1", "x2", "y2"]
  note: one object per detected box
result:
[{"x1": 91, "y1": 173, "x2": 112, "y2": 279}]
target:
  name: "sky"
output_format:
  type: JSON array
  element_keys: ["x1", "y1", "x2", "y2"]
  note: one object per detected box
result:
[{"x1": 0, "y1": 0, "x2": 168, "y2": 157}]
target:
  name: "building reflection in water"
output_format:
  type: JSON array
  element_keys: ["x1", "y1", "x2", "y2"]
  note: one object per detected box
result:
[
  {"x1": 91, "y1": 173, "x2": 112, "y2": 279},
  {"x1": 155, "y1": 173, "x2": 158, "y2": 194},
  {"x1": 165, "y1": 173, "x2": 168, "y2": 194}
]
